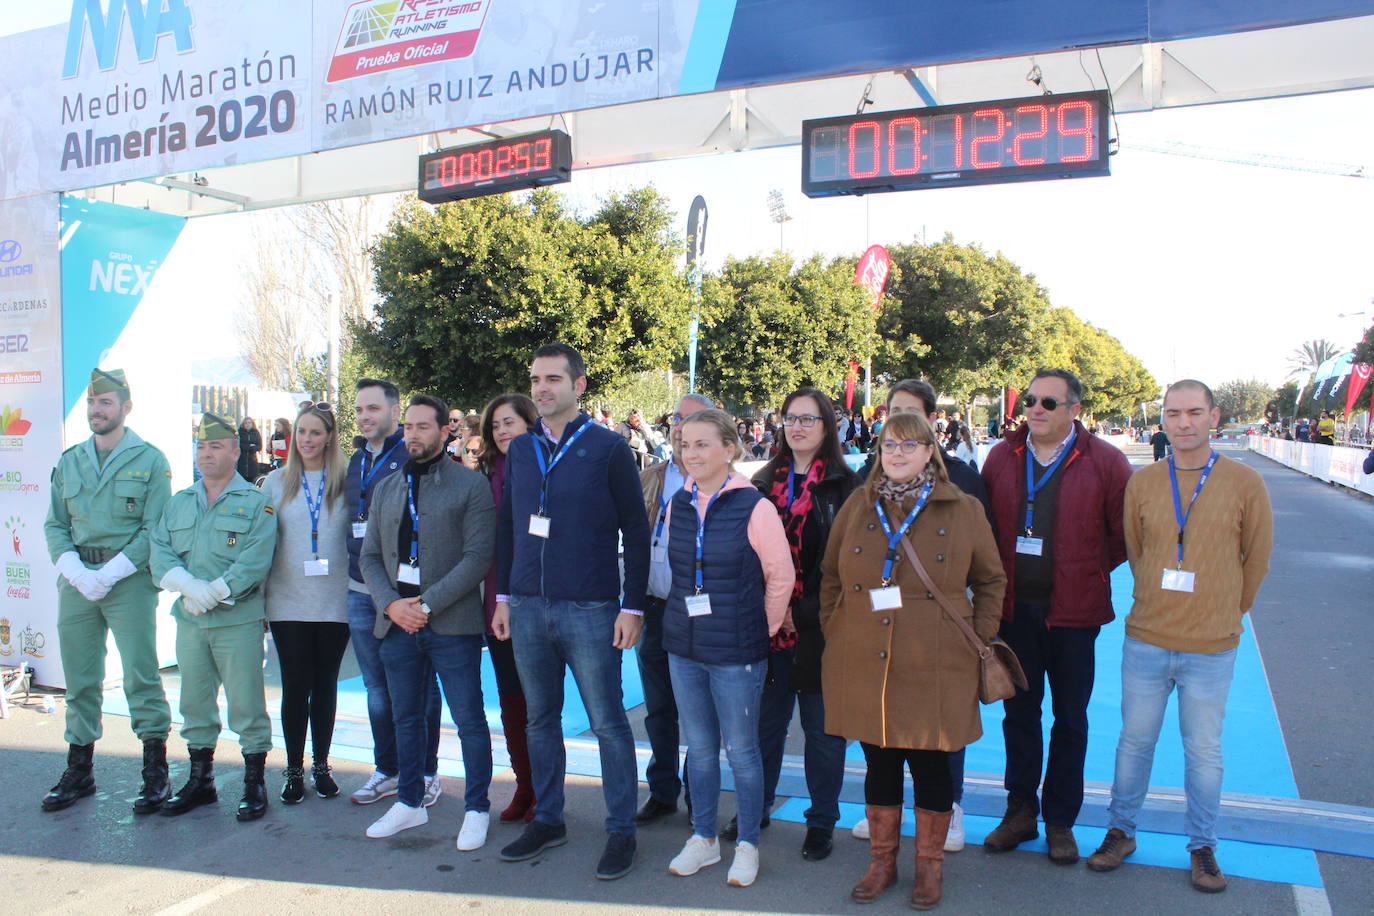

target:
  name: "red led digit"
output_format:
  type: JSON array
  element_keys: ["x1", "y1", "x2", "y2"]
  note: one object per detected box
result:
[
  {"x1": 1056, "y1": 100, "x2": 1095, "y2": 163},
  {"x1": 458, "y1": 152, "x2": 475, "y2": 184},
  {"x1": 494, "y1": 145, "x2": 512, "y2": 177},
  {"x1": 475, "y1": 149, "x2": 493, "y2": 181},
  {"x1": 886, "y1": 116, "x2": 921, "y2": 175},
  {"x1": 970, "y1": 108, "x2": 1006, "y2": 169},
  {"x1": 951, "y1": 114, "x2": 963, "y2": 168},
  {"x1": 848, "y1": 120, "x2": 881, "y2": 178},
  {"x1": 439, "y1": 155, "x2": 457, "y2": 187},
  {"x1": 533, "y1": 138, "x2": 552, "y2": 170},
  {"x1": 1012, "y1": 104, "x2": 1048, "y2": 166}
]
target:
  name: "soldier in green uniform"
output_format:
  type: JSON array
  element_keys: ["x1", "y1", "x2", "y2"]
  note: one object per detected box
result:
[
  {"x1": 149, "y1": 412, "x2": 279, "y2": 822},
  {"x1": 43, "y1": 368, "x2": 174, "y2": 814}
]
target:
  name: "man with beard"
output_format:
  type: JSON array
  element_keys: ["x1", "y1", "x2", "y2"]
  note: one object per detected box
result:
[{"x1": 43, "y1": 368, "x2": 173, "y2": 814}]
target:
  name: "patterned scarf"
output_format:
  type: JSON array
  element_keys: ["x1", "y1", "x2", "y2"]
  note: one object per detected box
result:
[
  {"x1": 767, "y1": 458, "x2": 827, "y2": 649},
  {"x1": 876, "y1": 465, "x2": 936, "y2": 513}
]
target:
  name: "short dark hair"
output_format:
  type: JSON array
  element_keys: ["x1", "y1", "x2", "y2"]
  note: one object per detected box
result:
[
  {"x1": 1030, "y1": 368, "x2": 1083, "y2": 404},
  {"x1": 1164, "y1": 379, "x2": 1216, "y2": 409},
  {"x1": 532, "y1": 342, "x2": 586, "y2": 381},
  {"x1": 407, "y1": 393, "x2": 449, "y2": 427},
  {"x1": 356, "y1": 377, "x2": 399, "y2": 405},
  {"x1": 886, "y1": 378, "x2": 938, "y2": 415}
]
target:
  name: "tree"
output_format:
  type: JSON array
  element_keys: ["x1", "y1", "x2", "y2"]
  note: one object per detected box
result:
[
  {"x1": 1287, "y1": 338, "x2": 1341, "y2": 380},
  {"x1": 1036, "y1": 308, "x2": 1158, "y2": 419},
  {"x1": 695, "y1": 253, "x2": 875, "y2": 410},
  {"x1": 1214, "y1": 379, "x2": 1274, "y2": 423},
  {"x1": 1354, "y1": 325, "x2": 1374, "y2": 367},
  {"x1": 874, "y1": 235, "x2": 1050, "y2": 402},
  {"x1": 358, "y1": 188, "x2": 693, "y2": 408}
]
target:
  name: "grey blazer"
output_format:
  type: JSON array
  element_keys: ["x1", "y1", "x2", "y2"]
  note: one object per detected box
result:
[{"x1": 360, "y1": 456, "x2": 495, "y2": 638}]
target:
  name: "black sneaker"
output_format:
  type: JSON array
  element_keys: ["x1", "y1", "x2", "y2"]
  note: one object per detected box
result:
[
  {"x1": 312, "y1": 763, "x2": 340, "y2": 799},
  {"x1": 634, "y1": 796, "x2": 678, "y2": 825},
  {"x1": 719, "y1": 811, "x2": 770, "y2": 842},
  {"x1": 280, "y1": 767, "x2": 305, "y2": 805},
  {"x1": 499, "y1": 820, "x2": 569, "y2": 862},
  {"x1": 595, "y1": 833, "x2": 637, "y2": 880},
  {"x1": 801, "y1": 826, "x2": 834, "y2": 861}
]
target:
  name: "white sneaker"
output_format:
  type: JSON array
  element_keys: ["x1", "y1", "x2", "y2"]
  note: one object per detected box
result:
[
  {"x1": 851, "y1": 817, "x2": 870, "y2": 840},
  {"x1": 366, "y1": 801, "x2": 428, "y2": 838},
  {"x1": 944, "y1": 803, "x2": 965, "y2": 852},
  {"x1": 668, "y1": 835, "x2": 721, "y2": 876},
  {"x1": 423, "y1": 774, "x2": 443, "y2": 808},
  {"x1": 456, "y1": 810, "x2": 490, "y2": 851},
  {"x1": 351, "y1": 770, "x2": 398, "y2": 805},
  {"x1": 727, "y1": 841, "x2": 759, "y2": 887}
]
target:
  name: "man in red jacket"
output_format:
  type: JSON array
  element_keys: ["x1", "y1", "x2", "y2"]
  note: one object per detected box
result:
[{"x1": 980, "y1": 369, "x2": 1132, "y2": 864}]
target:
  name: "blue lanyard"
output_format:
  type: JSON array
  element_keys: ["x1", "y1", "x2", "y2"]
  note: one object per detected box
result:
[
  {"x1": 405, "y1": 473, "x2": 420, "y2": 564},
  {"x1": 690, "y1": 477, "x2": 730, "y2": 593},
  {"x1": 786, "y1": 468, "x2": 799, "y2": 510},
  {"x1": 358, "y1": 439, "x2": 403, "y2": 520},
  {"x1": 301, "y1": 471, "x2": 326, "y2": 557},
  {"x1": 874, "y1": 479, "x2": 934, "y2": 583},
  {"x1": 653, "y1": 494, "x2": 669, "y2": 543},
  {"x1": 532, "y1": 420, "x2": 591, "y2": 515},
  {"x1": 1023, "y1": 429, "x2": 1076, "y2": 534},
  {"x1": 1168, "y1": 451, "x2": 1217, "y2": 568}
]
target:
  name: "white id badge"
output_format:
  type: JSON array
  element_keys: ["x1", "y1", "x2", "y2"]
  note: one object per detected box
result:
[
  {"x1": 651, "y1": 541, "x2": 668, "y2": 564},
  {"x1": 303, "y1": 558, "x2": 330, "y2": 577},
  {"x1": 397, "y1": 563, "x2": 421, "y2": 585},
  {"x1": 870, "y1": 586, "x2": 902, "y2": 611},
  {"x1": 351, "y1": 521, "x2": 368, "y2": 539},
  {"x1": 1161, "y1": 568, "x2": 1196, "y2": 593},
  {"x1": 528, "y1": 514, "x2": 551, "y2": 538},
  {"x1": 685, "y1": 593, "x2": 713, "y2": 617},
  {"x1": 1015, "y1": 536, "x2": 1044, "y2": 556}
]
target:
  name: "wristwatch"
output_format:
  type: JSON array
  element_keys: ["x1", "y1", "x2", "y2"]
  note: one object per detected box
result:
[{"x1": 418, "y1": 601, "x2": 432, "y2": 617}]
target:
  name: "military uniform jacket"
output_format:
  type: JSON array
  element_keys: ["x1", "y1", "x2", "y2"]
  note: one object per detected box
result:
[
  {"x1": 44, "y1": 428, "x2": 172, "y2": 570},
  {"x1": 150, "y1": 475, "x2": 278, "y2": 627}
]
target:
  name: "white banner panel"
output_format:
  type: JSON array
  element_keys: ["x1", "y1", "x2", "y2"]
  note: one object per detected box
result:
[
  {"x1": 0, "y1": 195, "x2": 65, "y2": 686},
  {"x1": 1246, "y1": 435, "x2": 1374, "y2": 497}
]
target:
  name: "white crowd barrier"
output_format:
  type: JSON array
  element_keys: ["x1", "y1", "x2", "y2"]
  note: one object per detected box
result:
[{"x1": 1246, "y1": 435, "x2": 1374, "y2": 497}]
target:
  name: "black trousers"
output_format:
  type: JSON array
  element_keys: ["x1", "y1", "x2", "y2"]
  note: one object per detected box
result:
[
  {"x1": 269, "y1": 621, "x2": 351, "y2": 767},
  {"x1": 637, "y1": 596, "x2": 686, "y2": 804},
  {"x1": 486, "y1": 631, "x2": 524, "y2": 698},
  {"x1": 861, "y1": 743, "x2": 954, "y2": 811}
]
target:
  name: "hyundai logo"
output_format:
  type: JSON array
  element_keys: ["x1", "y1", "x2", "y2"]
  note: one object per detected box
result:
[{"x1": 0, "y1": 241, "x2": 21, "y2": 263}]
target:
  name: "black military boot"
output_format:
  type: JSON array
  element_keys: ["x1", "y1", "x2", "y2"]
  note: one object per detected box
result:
[
  {"x1": 237, "y1": 752, "x2": 268, "y2": 822},
  {"x1": 162, "y1": 747, "x2": 217, "y2": 816},
  {"x1": 42, "y1": 743, "x2": 96, "y2": 812},
  {"x1": 133, "y1": 737, "x2": 170, "y2": 814}
]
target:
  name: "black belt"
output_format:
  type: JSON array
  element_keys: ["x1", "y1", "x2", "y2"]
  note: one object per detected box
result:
[{"x1": 75, "y1": 545, "x2": 118, "y2": 565}]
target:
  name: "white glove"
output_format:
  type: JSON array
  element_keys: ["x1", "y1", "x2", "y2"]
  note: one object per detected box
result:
[
  {"x1": 94, "y1": 552, "x2": 137, "y2": 589},
  {"x1": 179, "y1": 594, "x2": 208, "y2": 617},
  {"x1": 159, "y1": 566, "x2": 197, "y2": 594},
  {"x1": 182, "y1": 577, "x2": 219, "y2": 610},
  {"x1": 208, "y1": 577, "x2": 232, "y2": 605},
  {"x1": 55, "y1": 551, "x2": 86, "y2": 584},
  {"x1": 76, "y1": 574, "x2": 112, "y2": 602}
]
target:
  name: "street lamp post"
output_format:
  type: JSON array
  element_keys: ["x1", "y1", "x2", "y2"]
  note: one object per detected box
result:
[{"x1": 766, "y1": 189, "x2": 791, "y2": 251}]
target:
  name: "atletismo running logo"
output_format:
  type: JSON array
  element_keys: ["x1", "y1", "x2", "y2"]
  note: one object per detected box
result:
[{"x1": 327, "y1": 0, "x2": 489, "y2": 83}]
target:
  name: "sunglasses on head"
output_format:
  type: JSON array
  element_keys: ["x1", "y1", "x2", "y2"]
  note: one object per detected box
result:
[{"x1": 1022, "y1": 394, "x2": 1073, "y2": 411}]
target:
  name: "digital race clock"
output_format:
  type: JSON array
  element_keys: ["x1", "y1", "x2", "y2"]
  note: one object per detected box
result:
[
  {"x1": 802, "y1": 90, "x2": 1110, "y2": 197},
  {"x1": 417, "y1": 129, "x2": 573, "y2": 204}
]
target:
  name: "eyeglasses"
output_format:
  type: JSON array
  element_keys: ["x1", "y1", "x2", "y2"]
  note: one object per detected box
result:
[
  {"x1": 305, "y1": 401, "x2": 332, "y2": 413},
  {"x1": 1022, "y1": 394, "x2": 1074, "y2": 411},
  {"x1": 780, "y1": 414, "x2": 822, "y2": 428},
  {"x1": 880, "y1": 439, "x2": 933, "y2": 455},
  {"x1": 463, "y1": 447, "x2": 481, "y2": 455}
]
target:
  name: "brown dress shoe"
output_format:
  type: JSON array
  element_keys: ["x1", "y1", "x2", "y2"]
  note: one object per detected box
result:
[
  {"x1": 1086, "y1": 828, "x2": 1137, "y2": 871},
  {"x1": 1046, "y1": 825, "x2": 1080, "y2": 865},
  {"x1": 911, "y1": 807, "x2": 952, "y2": 910},
  {"x1": 1190, "y1": 847, "x2": 1227, "y2": 893},
  {"x1": 850, "y1": 805, "x2": 902, "y2": 903},
  {"x1": 982, "y1": 795, "x2": 1038, "y2": 852}
]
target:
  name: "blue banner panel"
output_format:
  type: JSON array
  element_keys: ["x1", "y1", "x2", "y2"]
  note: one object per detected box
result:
[{"x1": 1149, "y1": 0, "x2": 1374, "y2": 40}]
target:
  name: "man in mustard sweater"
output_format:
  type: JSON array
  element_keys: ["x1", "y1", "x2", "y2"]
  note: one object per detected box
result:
[{"x1": 1087, "y1": 380, "x2": 1272, "y2": 893}]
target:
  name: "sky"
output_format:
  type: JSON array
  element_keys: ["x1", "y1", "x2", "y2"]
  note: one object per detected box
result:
[{"x1": 176, "y1": 86, "x2": 1374, "y2": 392}]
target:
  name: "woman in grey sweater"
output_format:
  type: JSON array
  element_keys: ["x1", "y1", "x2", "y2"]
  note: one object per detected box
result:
[{"x1": 260, "y1": 403, "x2": 352, "y2": 804}]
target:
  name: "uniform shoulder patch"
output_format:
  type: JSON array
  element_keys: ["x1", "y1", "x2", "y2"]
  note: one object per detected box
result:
[{"x1": 263, "y1": 505, "x2": 274, "y2": 515}]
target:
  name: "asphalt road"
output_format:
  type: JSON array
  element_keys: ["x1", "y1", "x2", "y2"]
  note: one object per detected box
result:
[{"x1": 1, "y1": 441, "x2": 1369, "y2": 915}]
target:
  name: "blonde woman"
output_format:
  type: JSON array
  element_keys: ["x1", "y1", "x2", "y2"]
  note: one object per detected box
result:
[{"x1": 260, "y1": 403, "x2": 352, "y2": 804}]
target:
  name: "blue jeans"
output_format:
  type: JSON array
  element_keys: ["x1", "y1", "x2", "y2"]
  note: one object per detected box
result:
[
  {"x1": 379, "y1": 626, "x2": 492, "y2": 811},
  {"x1": 346, "y1": 589, "x2": 441, "y2": 778},
  {"x1": 637, "y1": 597, "x2": 685, "y2": 805},
  {"x1": 669, "y1": 653, "x2": 767, "y2": 844},
  {"x1": 1107, "y1": 637, "x2": 1237, "y2": 850},
  {"x1": 509, "y1": 595, "x2": 638, "y2": 836},
  {"x1": 759, "y1": 647, "x2": 845, "y2": 829}
]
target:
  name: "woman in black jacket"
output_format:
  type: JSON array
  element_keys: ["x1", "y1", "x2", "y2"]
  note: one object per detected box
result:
[
  {"x1": 722, "y1": 388, "x2": 857, "y2": 861},
  {"x1": 237, "y1": 417, "x2": 262, "y2": 481}
]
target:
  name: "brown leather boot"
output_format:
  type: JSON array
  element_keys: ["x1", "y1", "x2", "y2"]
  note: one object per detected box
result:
[
  {"x1": 911, "y1": 807, "x2": 952, "y2": 910},
  {"x1": 850, "y1": 805, "x2": 902, "y2": 903},
  {"x1": 498, "y1": 694, "x2": 536, "y2": 822},
  {"x1": 982, "y1": 794, "x2": 1039, "y2": 852}
]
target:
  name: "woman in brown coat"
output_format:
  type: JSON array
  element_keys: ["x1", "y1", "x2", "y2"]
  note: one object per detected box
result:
[{"x1": 820, "y1": 410, "x2": 1005, "y2": 909}]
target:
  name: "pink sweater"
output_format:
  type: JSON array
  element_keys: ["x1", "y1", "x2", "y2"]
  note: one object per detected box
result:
[{"x1": 670, "y1": 472, "x2": 795, "y2": 636}]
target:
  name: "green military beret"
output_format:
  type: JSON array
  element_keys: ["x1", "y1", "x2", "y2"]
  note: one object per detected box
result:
[
  {"x1": 88, "y1": 368, "x2": 130, "y2": 398},
  {"x1": 197, "y1": 412, "x2": 236, "y2": 441}
]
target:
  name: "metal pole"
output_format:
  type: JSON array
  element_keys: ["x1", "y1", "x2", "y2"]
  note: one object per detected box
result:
[
  {"x1": 327, "y1": 293, "x2": 340, "y2": 405},
  {"x1": 686, "y1": 196, "x2": 708, "y2": 394}
]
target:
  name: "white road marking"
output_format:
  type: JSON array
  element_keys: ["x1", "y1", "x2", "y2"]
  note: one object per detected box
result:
[
  {"x1": 1293, "y1": 883, "x2": 1333, "y2": 916},
  {"x1": 153, "y1": 879, "x2": 248, "y2": 916}
]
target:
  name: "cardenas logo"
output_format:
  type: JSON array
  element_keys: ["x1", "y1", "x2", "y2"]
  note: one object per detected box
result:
[
  {"x1": 62, "y1": 0, "x2": 195, "y2": 79},
  {"x1": 328, "y1": 0, "x2": 488, "y2": 82}
]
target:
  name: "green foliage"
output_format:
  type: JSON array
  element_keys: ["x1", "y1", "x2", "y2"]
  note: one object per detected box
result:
[
  {"x1": 1037, "y1": 308, "x2": 1158, "y2": 419},
  {"x1": 1272, "y1": 380, "x2": 1301, "y2": 419},
  {"x1": 588, "y1": 370, "x2": 690, "y2": 425},
  {"x1": 1214, "y1": 379, "x2": 1275, "y2": 422},
  {"x1": 1354, "y1": 326, "x2": 1374, "y2": 368},
  {"x1": 359, "y1": 187, "x2": 692, "y2": 408},
  {"x1": 696, "y1": 253, "x2": 875, "y2": 411},
  {"x1": 1288, "y1": 338, "x2": 1342, "y2": 380}
]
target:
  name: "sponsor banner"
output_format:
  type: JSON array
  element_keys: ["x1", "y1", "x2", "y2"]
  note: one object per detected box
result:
[
  {"x1": 1247, "y1": 435, "x2": 1374, "y2": 498},
  {"x1": 0, "y1": 196, "x2": 64, "y2": 686}
]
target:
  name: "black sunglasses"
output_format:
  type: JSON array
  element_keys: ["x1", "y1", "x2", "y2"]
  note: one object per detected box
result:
[{"x1": 1022, "y1": 394, "x2": 1074, "y2": 411}]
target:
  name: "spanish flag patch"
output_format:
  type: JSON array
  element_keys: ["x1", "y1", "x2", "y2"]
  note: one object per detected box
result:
[{"x1": 263, "y1": 506, "x2": 274, "y2": 515}]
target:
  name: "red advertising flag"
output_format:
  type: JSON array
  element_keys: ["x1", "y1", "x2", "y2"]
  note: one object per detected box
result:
[
  {"x1": 1005, "y1": 388, "x2": 1019, "y2": 422},
  {"x1": 845, "y1": 360, "x2": 859, "y2": 410},
  {"x1": 1346, "y1": 363, "x2": 1372, "y2": 415},
  {"x1": 854, "y1": 245, "x2": 891, "y2": 311}
]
